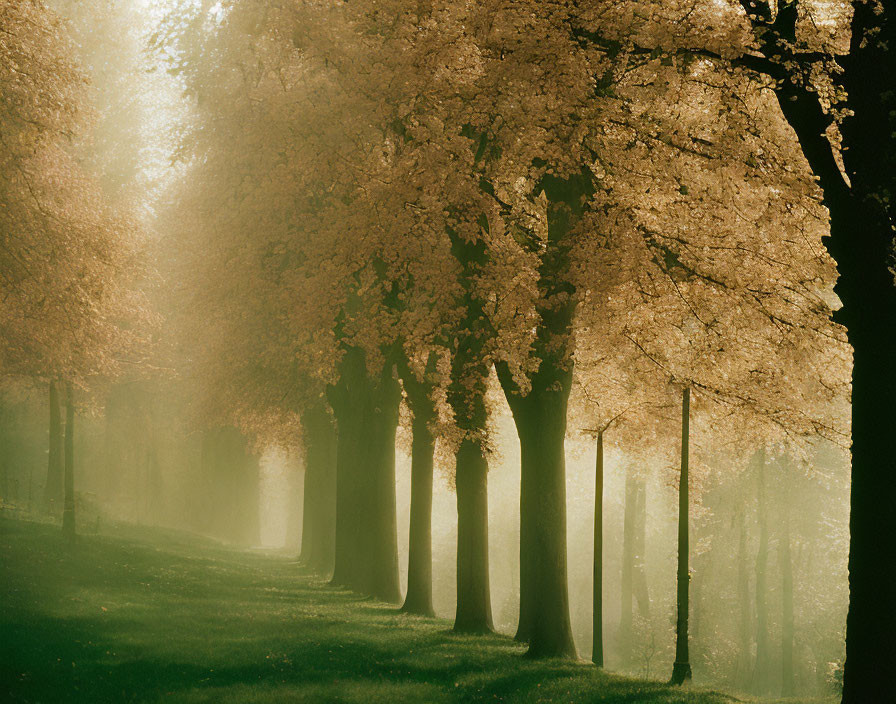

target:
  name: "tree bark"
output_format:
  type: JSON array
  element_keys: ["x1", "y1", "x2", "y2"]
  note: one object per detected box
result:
[
  {"x1": 619, "y1": 470, "x2": 636, "y2": 666},
  {"x1": 669, "y1": 387, "x2": 691, "y2": 685},
  {"x1": 445, "y1": 226, "x2": 495, "y2": 635},
  {"x1": 837, "y1": 10, "x2": 896, "y2": 701},
  {"x1": 633, "y1": 480, "x2": 650, "y2": 619},
  {"x1": 454, "y1": 437, "x2": 493, "y2": 633},
  {"x1": 724, "y1": 5, "x2": 896, "y2": 699},
  {"x1": 44, "y1": 380, "x2": 63, "y2": 512},
  {"x1": 508, "y1": 379, "x2": 576, "y2": 659},
  {"x1": 781, "y1": 506, "x2": 795, "y2": 698},
  {"x1": 753, "y1": 447, "x2": 771, "y2": 696},
  {"x1": 398, "y1": 353, "x2": 437, "y2": 617},
  {"x1": 735, "y1": 505, "x2": 752, "y2": 691},
  {"x1": 300, "y1": 400, "x2": 337, "y2": 574},
  {"x1": 197, "y1": 427, "x2": 260, "y2": 545},
  {"x1": 61, "y1": 382, "x2": 75, "y2": 542},
  {"x1": 515, "y1": 451, "x2": 535, "y2": 642},
  {"x1": 329, "y1": 349, "x2": 365, "y2": 591},
  {"x1": 329, "y1": 347, "x2": 401, "y2": 603},
  {"x1": 592, "y1": 431, "x2": 604, "y2": 667},
  {"x1": 363, "y1": 360, "x2": 401, "y2": 603},
  {"x1": 497, "y1": 171, "x2": 590, "y2": 659},
  {"x1": 402, "y1": 411, "x2": 436, "y2": 616}
]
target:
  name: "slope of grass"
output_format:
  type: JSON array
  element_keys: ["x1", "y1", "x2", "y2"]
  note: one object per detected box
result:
[{"x1": 0, "y1": 516, "x2": 834, "y2": 704}]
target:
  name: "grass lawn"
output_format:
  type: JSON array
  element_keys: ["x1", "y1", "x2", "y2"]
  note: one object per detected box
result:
[{"x1": 0, "y1": 516, "x2": 835, "y2": 703}]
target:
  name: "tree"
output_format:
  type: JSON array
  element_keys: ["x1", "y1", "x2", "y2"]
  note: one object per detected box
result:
[
  {"x1": 299, "y1": 400, "x2": 337, "y2": 574},
  {"x1": 753, "y1": 448, "x2": 771, "y2": 694},
  {"x1": 670, "y1": 387, "x2": 693, "y2": 685},
  {"x1": 43, "y1": 381, "x2": 63, "y2": 511},
  {"x1": 398, "y1": 352, "x2": 438, "y2": 616},
  {"x1": 1, "y1": 0, "x2": 149, "y2": 541},
  {"x1": 61, "y1": 382, "x2": 75, "y2": 542},
  {"x1": 579, "y1": 2, "x2": 892, "y2": 695},
  {"x1": 149, "y1": 2, "x2": 854, "y2": 672}
]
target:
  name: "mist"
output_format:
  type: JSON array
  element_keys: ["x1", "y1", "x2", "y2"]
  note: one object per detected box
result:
[{"x1": 1, "y1": 1, "x2": 889, "y2": 703}]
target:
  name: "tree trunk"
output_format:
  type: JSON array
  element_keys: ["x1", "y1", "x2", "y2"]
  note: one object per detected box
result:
[
  {"x1": 619, "y1": 470, "x2": 636, "y2": 666},
  {"x1": 735, "y1": 505, "x2": 752, "y2": 691},
  {"x1": 593, "y1": 431, "x2": 604, "y2": 667},
  {"x1": 448, "y1": 366, "x2": 493, "y2": 633},
  {"x1": 515, "y1": 452, "x2": 535, "y2": 642},
  {"x1": 669, "y1": 387, "x2": 691, "y2": 685},
  {"x1": 753, "y1": 447, "x2": 771, "y2": 695},
  {"x1": 299, "y1": 458, "x2": 317, "y2": 562},
  {"x1": 300, "y1": 401, "x2": 337, "y2": 574},
  {"x1": 329, "y1": 347, "x2": 401, "y2": 603},
  {"x1": 398, "y1": 353, "x2": 438, "y2": 617},
  {"x1": 454, "y1": 437, "x2": 493, "y2": 632},
  {"x1": 839, "y1": 201, "x2": 896, "y2": 702},
  {"x1": 512, "y1": 382, "x2": 577, "y2": 659},
  {"x1": 402, "y1": 412, "x2": 435, "y2": 616},
  {"x1": 727, "y1": 6, "x2": 896, "y2": 699},
  {"x1": 329, "y1": 350, "x2": 365, "y2": 591},
  {"x1": 501, "y1": 174, "x2": 589, "y2": 659},
  {"x1": 690, "y1": 548, "x2": 704, "y2": 649},
  {"x1": 363, "y1": 361, "x2": 401, "y2": 603},
  {"x1": 837, "y1": 9, "x2": 896, "y2": 697},
  {"x1": 444, "y1": 211, "x2": 497, "y2": 635},
  {"x1": 781, "y1": 507, "x2": 795, "y2": 697},
  {"x1": 61, "y1": 382, "x2": 75, "y2": 542},
  {"x1": 197, "y1": 427, "x2": 259, "y2": 545},
  {"x1": 633, "y1": 480, "x2": 650, "y2": 619},
  {"x1": 44, "y1": 380, "x2": 63, "y2": 512}
]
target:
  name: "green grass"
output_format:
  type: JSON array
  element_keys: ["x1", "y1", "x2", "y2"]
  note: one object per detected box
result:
[{"x1": 0, "y1": 516, "x2": 834, "y2": 704}]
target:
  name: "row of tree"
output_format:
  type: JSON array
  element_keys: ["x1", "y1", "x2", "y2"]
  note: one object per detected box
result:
[
  {"x1": 1, "y1": 0, "x2": 893, "y2": 701},
  {"x1": 153, "y1": 0, "x2": 851, "y2": 676}
]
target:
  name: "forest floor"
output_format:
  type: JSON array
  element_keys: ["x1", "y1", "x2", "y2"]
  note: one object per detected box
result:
[{"x1": 0, "y1": 515, "x2": 836, "y2": 704}]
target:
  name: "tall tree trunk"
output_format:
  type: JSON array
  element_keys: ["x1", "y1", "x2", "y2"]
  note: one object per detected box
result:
[
  {"x1": 449, "y1": 374, "x2": 493, "y2": 634},
  {"x1": 735, "y1": 505, "x2": 752, "y2": 691},
  {"x1": 593, "y1": 430, "x2": 604, "y2": 667},
  {"x1": 511, "y1": 381, "x2": 576, "y2": 659},
  {"x1": 496, "y1": 171, "x2": 589, "y2": 659},
  {"x1": 633, "y1": 480, "x2": 650, "y2": 619},
  {"x1": 399, "y1": 353, "x2": 438, "y2": 617},
  {"x1": 839, "y1": 216, "x2": 896, "y2": 702},
  {"x1": 445, "y1": 212, "x2": 496, "y2": 635},
  {"x1": 690, "y1": 547, "x2": 704, "y2": 648},
  {"x1": 197, "y1": 427, "x2": 259, "y2": 545},
  {"x1": 781, "y1": 507, "x2": 795, "y2": 697},
  {"x1": 61, "y1": 382, "x2": 75, "y2": 542},
  {"x1": 300, "y1": 401, "x2": 337, "y2": 574},
  {"x1": 44, "y1": 380, "x2": 63, "y2": 512},
  {"x1": 619, "y1": 470, "x2": 636, "y2": 667},
  {"x1": 454, "y1": 437, "x2": 493, "y2": 632},
  {"x1": 196, "y1": 430, "x2": 216, "y2": 535},
  {"x1": 836, "y1": 11, "x2": 896, "y2": 692},
  {"x1": 753, "y1": 447, "x2": 771, "y2": 695},
  {"x1": 669, "y1": 387, "x2": 691, "y2": 685},
  {"x1": 329, "y1": 347, "x2": 401, "y2": 603},
  {"x1": 723, "y1": 6, "x2": 896, "y2": 699},
  {"x1": 243, "y1": 449, "x2": 261, "y2": 547},
  {"x1": 329, "y1": 350, "x2": 365, "y2": 591},
  {"x1": 364, "y1": 360, "x2": 402, "y2": 603},
  {"x1": 515, "y1": 453, "x2": 535, "y2": 642},
  {"x1": 837, "y1": 12, "x2": 896, "y2": 695},
  {"x1": 402, "y1": 412, "x2": 436, "y2": 616}
]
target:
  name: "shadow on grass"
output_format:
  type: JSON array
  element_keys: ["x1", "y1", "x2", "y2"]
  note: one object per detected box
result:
[{"x1": 0, "y1": 517, "x2": 802, "y2": 704}]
